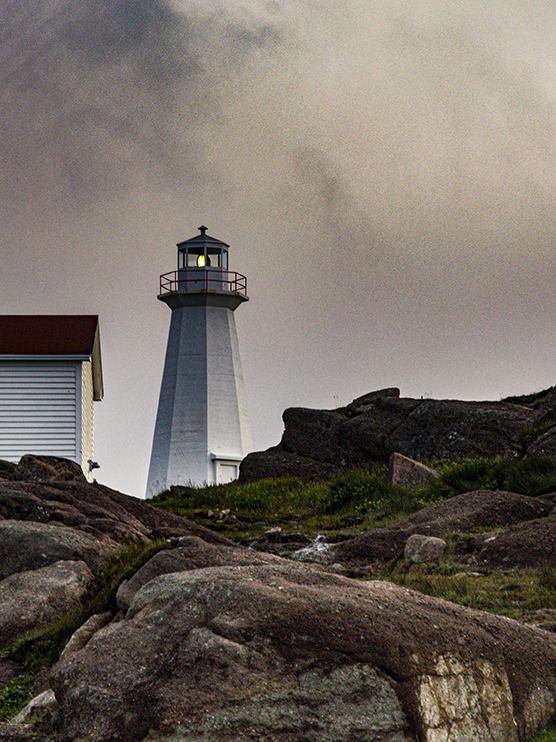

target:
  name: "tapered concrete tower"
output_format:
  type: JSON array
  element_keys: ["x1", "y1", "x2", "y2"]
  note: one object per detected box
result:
[{"x1": 146, "y1": 226, "x2": 252, "y2": 498}]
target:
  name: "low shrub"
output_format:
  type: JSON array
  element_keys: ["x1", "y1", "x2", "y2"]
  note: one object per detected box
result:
[{"x1": 0, "y1": 675, "x2": 33, "y2": 722}]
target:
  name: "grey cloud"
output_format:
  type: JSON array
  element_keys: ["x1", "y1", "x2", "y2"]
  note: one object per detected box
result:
[
  {"x1": 292, "y1": 147, "x2": 387, "y2": 264},
  {"x1": 0, "y1": 0, "x2": 287, "y2": 203}
]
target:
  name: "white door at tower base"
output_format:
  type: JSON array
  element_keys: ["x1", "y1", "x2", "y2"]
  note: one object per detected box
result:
[{"x1": 214, "y1": 460, "x2": 240, "y2": 484}]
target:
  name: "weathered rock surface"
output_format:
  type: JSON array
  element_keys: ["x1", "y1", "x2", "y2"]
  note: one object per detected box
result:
[
  {"x1": 12, "y1": 455, "x2": 87, "y2": 483},
  {"x1": 0, "y1": 723, "x2": 47, "y2": 741},
  {"x1": 239, "y1": 444, "x2": 339, "y2": 481},
  {"x1": 404, "y1": 534, "x2": 446, "y2": 563},
  {"x1": 0, "y1": 521, "x2": 116, "y2": 580},
  {"x1": 336, "y1": 489, "x2": 553, "y2": 563},
  {"x1": 0, "y1": 457, "x2": 232, "y2": 547},
  {"x1": 0, "y1": 454, "x2": 239, "y2": 728},
  {"x1": 0, "y1": 560, "x2": 94, "y2": 648},
  {"x1": 12, "y1": 690, "x2": 56, "y2": 726},
  {"x1": 386, "y1": 453, "x2": 440, "y2": 488},
  {"x1": 115, "y1": 535, "x2": 284, "y2": 611},
  {"x1": 241, "y1": 390, "x2": 536, "y2": 481},
  {"x1": 476, "y1": 513, "x2": 556, "y2": 568},
  {"x1": 527, "y1": 426, "x2": 556, "y2": 458},
  {"x1": 51, "y1": 562, "x2": 556, "y2": 742}
]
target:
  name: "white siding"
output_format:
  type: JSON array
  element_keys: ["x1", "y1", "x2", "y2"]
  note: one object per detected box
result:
[
  {"x1": 0, "y1": 361, "x2": 80, "y2": 462},
  {"x1": 81, "y1": 359, "x2": 94, "y2": 481}
]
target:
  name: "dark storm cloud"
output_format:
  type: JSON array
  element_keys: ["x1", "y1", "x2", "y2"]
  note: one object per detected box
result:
[{"x1": 0, "y1": 0, "x2": 284, "y2": 203}]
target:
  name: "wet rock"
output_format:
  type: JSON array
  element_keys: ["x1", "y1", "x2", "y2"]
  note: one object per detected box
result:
[{"x1": 292, "y1": 535, "x2": 333, "y2": 563}]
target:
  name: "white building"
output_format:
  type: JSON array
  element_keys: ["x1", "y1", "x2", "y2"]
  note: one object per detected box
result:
[
  {"x1": 0, "y1": 315, "x2": 103, "y2": 481},
  {"x1": 146, "y1": 226, "x2": 252, "y2": 497}
]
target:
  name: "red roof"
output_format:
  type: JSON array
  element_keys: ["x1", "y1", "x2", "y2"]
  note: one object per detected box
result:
[{"x1": 0, "y1": 315, "x2": 99, "y2": 355}]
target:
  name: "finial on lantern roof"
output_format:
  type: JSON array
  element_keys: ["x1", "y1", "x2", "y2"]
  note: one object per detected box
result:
[{"x1": 198, "y1": 225, "x2": 208, "y2": 235}]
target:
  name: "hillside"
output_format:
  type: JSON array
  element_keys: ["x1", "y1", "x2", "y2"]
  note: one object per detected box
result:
[{"x1": 2, "y1": 449, "x2": 556, "y2": 739}]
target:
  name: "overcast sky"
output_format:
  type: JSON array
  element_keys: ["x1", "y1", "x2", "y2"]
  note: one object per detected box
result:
[{"x1": 2, "y1": 0, "x2": 556, "y2": 496}]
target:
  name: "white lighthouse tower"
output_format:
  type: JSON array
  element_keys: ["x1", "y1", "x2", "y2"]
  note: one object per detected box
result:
[{"x1": 146, "y1": 226, "x2": 252, "y2": 498}]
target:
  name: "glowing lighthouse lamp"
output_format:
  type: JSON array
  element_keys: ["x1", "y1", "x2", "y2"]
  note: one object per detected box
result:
[{"x1": 146, "y1": 226, "x2": 252, "y2": 498}]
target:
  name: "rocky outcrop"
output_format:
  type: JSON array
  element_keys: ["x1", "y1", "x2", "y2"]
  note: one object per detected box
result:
[
  {"x1": 240, "y1": 388, "x2": 537, "y2": 481},
  {"x1": 4, "y1": 455, "x2": 556, "y2": 740},
  {"x1": 51, "y1": 561, "x2": 556, "y2": 742},
  {"x1": 475, "y1": 513, "x2": 556, "y2": 568},
  {"x1": 0, "y1": 456, "x2": 232, "y2": 546},
  {"x1": 335, "y1": 489, "x2": 553, "y2": 563},
  {"x1": 0, "y1": 455, "x2": 235, "y2": 673}
]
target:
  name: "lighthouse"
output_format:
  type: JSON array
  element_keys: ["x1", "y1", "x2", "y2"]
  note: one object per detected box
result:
[{"x1": 146, "y1": 226, "x2": 252, "y2": 498}]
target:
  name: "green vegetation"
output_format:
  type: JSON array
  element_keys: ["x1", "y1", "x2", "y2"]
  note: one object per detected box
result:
[
  {"x1": 152, "y1": 456, "x2": 556, "y2": 541},
  {"x1": 376, "y1": 559, "x2": 556, "y2": 620},
  {"x1": 151, "y1": 465, "x2": 445, "y2": 542},
  {"x1": 528, "y1": 727, "x2": 556, "y2": 742},
  {"x1": 0, "y1": 675, "x2": 34, "y2": 722},
  {"x1": 432, "y1": 456, "x2": 556, "y2": 497}
]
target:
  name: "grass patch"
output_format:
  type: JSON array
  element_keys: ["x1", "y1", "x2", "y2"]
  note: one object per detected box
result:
[
  {"x1": 150, "y1": 456, "x2": 556, "y2": 547},
  {"x1": 151, "y1": 466, "x2": 447, "y2": 537},
  {"x1": 429, "y1": 457, "x2": 556, "y2": 499}
]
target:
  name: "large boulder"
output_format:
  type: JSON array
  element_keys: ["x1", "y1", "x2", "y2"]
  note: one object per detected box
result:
[
  {"x1": 241, "y1": 390, "x2": 537, "y2": 481},
  {"x1": 404, "y1": 534, "x2": 446, "y2": 563},
  {"x1": 0, "y1": 561, "x2": 94, "y2": 648},
  {"x1": 385, "y1": 399, "x2": 533, "y2": 460},
  {"x1": 115, "y1": 535, "x2": 284, "y2": 611},
  {"x1": 386, "y1": 453, "x2": 440, "y2": 488},
  {"x1": 51, "y1": 562, "x2": 556, "y2": 742},
  {"x1": 281, "y1": 408, "x2": 345, "y2": 463}
]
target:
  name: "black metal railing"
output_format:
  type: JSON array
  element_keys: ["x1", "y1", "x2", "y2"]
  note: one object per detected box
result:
[{"x1": 159, "y1": 269, "x2": 247, "y2": 297}]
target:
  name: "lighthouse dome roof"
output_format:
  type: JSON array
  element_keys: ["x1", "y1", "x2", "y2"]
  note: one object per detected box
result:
[{"x1": 176, "y1": 225, "x2": 229, "y2": 250}]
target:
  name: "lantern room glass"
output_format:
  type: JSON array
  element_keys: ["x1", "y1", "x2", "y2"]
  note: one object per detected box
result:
[{"x1": 178, "y1": 246, "x2": 228, "y2": 270}]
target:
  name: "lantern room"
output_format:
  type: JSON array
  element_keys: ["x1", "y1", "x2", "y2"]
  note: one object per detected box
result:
[{"x1": 177, "y1": 225, "x2": 229, "y2": 270}]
